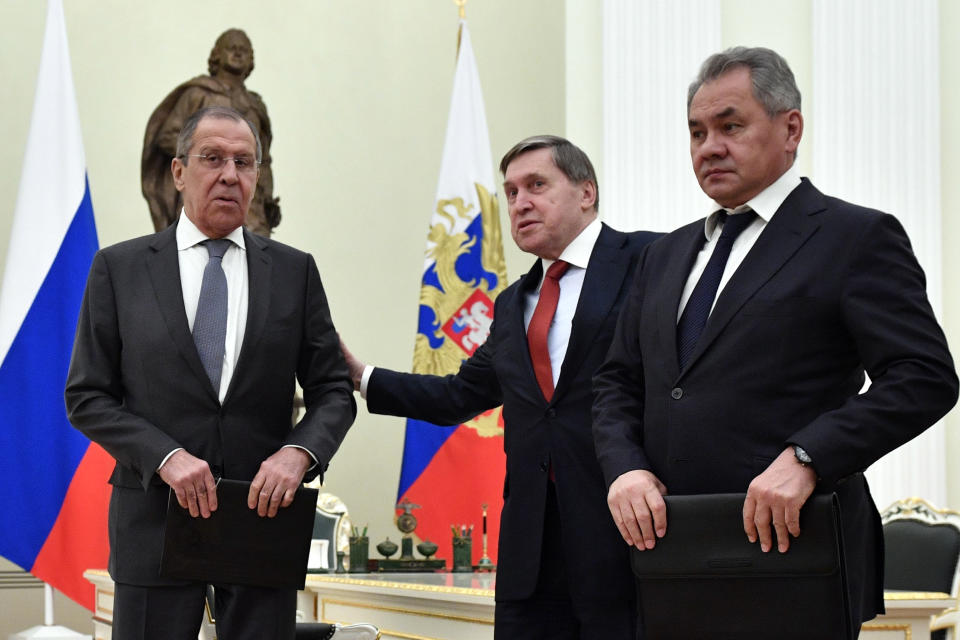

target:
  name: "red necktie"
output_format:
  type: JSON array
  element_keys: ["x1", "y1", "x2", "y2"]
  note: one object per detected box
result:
[{"x1": 528, "y1": 260, "x2": 569, "y2": 402}]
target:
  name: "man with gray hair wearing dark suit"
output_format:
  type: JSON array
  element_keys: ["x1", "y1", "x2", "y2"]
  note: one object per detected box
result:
[
  {"x1": 343, "y1": 135, "x2": 660, "y2": 639},
  {"x1": 66, "y1": 105, "x2": 355, "y2": 639},
  {"x1": 594, "y1": 46, "x2": 957, "y2": 638}
]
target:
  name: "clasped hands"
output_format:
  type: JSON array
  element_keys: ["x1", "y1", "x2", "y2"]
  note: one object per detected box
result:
[
  {"x1": 157, "y1": 446, "x2": 312, "y2": 519},
  {"x1": 607, "y1": 447, "x2": 817, "y2": 553}
]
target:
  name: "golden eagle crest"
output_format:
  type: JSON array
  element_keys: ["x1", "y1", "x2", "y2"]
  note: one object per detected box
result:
[{"x1": 412, "y1": 183, "x2": 507, "y2": 437}]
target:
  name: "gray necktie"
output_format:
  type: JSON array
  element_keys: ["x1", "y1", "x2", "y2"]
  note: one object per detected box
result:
[{"x1": 193, "y1": 239, "x2": 231, "y2": 393}]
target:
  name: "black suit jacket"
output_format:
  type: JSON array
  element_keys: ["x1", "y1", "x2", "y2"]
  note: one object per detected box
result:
[
  {"x1": 367, "y1": 224, "x2": 659, "y2": 602},
  {"x1": 594, "y1": 179, "x2": 958, "y2": 633},
  {"x1": 65, "y1": 224, "x2": 356, "y2": 586}
]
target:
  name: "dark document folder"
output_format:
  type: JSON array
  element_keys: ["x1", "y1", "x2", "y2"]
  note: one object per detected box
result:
[
  {"x1": 630, "y1": 493, "x2": 850, "y2": 640},
  {"x1": 160, "y1": 479, "x2": 319, "y2": 590}
]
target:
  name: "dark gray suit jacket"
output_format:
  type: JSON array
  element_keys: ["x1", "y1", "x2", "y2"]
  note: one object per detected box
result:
[
  {"x1": 367, "y1": 224, "x2": 660, "y2": 603},
  {"x1": 65, "y1": 223, "x2": 355, "y2": 586},
  {"x1": 594, "y1": 179, "x2": 958, "y2": 635}
]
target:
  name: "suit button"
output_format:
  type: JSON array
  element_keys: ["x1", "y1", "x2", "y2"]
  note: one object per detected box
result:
[
  {"x1": 671, "y1": 387, "x2": 683, "y2": 399},
  {"x1": 539, "y1": 461, "x2": 549, "y2": 472},
  {"x1": 546, "y1": 408, "x2": 556, "y2": 418}
]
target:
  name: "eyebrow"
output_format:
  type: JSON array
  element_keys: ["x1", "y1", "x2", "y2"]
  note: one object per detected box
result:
[
  {"x1": 503, "y1": 172, "x2": 546, "y2": 187},
  {"x1": 689, "y1": 106, "x2": 738, "y2": 128}
]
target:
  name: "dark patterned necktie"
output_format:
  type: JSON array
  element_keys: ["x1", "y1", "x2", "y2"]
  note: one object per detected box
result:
[
  {"x1": 193, "y1": 239, "x2": 231, "y2": 392},
  {"x1": 676, "y1": 211, "x2": 757, "y2": 370},
  {"x1": 528, "y1": 260, "x2": 570, "y2": 401}
]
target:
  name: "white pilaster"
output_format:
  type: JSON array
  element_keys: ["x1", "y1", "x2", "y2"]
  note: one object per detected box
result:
[
  {"x1": 602, "y1": 0, "x2": 721, "y2": 232},
  {"x1": 812, "y1": 0, "x2": 945, "y2": 509}
]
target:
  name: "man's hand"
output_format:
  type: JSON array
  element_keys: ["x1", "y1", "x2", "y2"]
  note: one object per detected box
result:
[
  {"x1": 607, "y1": 469, "x2": 668, "y2": 550},
  {"x1": 338, "y1": 335, "x2": 365, "y2": 392},
  {"x1": 248, "y1": 447, "x2": 312, "y2": 517},
  {"x1": 157, "y1": 450, "x2": 218, "y2": 518},
  {"x1": 743, "y1": 447, "x2": 817, "y2": 553}
]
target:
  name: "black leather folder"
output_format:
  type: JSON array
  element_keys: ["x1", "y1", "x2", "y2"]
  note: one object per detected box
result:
[
  {"x1": 159, "y1": 478, "x2": 318, "y2": 589},
  {"x1": 630, "y1": 492, "x2": 851, "y2": 639}
]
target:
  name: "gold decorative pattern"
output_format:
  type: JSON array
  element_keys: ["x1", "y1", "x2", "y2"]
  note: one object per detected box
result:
[
  {"x1": 321, "y1": 596, "x2": 494, "y2": 625},
  {"x1": 859, "y1": 622, "x2": 911, "y2": 639},
  {"x1": 309, "y1": 575, "x2": 494, "y2": 598}
]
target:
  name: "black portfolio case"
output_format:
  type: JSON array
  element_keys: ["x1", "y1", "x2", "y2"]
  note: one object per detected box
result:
[
  {"x1": 160, "y1": 478, "x2": 318, "y2": 589},
  {"x1": 630, "y1": 493, "x2": 850, "y2": 639}
]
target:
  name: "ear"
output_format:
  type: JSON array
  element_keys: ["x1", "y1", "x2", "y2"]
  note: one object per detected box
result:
[
  {"x1": 580, "y1": 180, "x2": 598, "y2": 212},
  {"x1": 171, "y1": 157, "x2": 186, "y2": 192},
  {"x1": 784, "y1": 109, "x2": 804, "y2": 155}
]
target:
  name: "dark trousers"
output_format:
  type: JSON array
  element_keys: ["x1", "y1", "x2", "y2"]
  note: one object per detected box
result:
[
  {"x1": 494, "y1": 483, "x2": 638, "y2": 640},
  {"x1": 113, "y1": 581, "x2": 296, "y2": 640}
]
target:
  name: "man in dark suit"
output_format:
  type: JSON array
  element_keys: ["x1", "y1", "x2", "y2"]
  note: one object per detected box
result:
[
  {"x1": 341, "y1": 136, "x2": 659, "y2": 639},
  {"x1": 593, "y1": 46, "x2": 958, "y2": 638},
  {"x1": 65, "y1": 106, "x2": 355, "y2": 640}
]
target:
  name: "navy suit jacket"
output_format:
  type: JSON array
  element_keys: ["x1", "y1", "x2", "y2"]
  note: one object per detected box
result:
[
  {"x1": 367, "y1": 223, "x2": 660, "y2": 602},
  {"x1": 65, "y1": 223, "x2": 356, "y2": 586},
  {"x1": 594, "y1": 179, "x2": 958, "y2": 634}
]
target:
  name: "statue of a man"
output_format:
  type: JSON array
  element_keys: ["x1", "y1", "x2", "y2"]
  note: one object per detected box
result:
[{"x1": 141, "y1": 28, "x2": 280, "y2": 236}]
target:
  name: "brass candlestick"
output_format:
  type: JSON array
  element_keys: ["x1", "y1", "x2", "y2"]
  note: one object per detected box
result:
[{"x1": 476, "y1": 502, "x2": 495, "y2": 571}]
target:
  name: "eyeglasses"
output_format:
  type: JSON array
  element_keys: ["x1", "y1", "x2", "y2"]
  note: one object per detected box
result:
[{"x1": 181, "y1": 153, "x2": 260, "y2": 174}]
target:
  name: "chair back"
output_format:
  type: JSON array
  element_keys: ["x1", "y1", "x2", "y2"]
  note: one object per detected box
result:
[
  {"x1": 882, "y1": 497, "x2": 960, "y2": 596},
  {"x1": 307, "y1": 485, "x2": 353, "y2": 571},
  {"x1": 881, "y1": 497, "x2": 960, "y2": 640}
]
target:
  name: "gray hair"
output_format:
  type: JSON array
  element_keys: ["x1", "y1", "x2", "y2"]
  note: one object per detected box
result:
[
  {"x1": 687, "y1": 46, "x2": 801, "y2": 117},
  {"x1": 175, "y1": 106, "x2": 262, "y2": 164},
  {"x1": 499, "y1": 135, "x2": 600, "y2": 211}
]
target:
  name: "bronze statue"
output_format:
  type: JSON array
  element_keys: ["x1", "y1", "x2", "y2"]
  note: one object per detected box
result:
[{"x1": 142, "y1": 28, "x2": 280, "y2": 236}]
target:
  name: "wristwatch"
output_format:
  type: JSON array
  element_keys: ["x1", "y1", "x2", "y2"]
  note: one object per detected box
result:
[{"x1": 793, "y1": 445, "x2": 813, "y2": 467}]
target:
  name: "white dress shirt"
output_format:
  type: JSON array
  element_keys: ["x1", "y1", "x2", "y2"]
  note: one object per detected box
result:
[
  {"x1": 360, "y1": 218, "x2": 603, "y2": 396},
  {"x1": 677, "y1": 166, "x2": 802, "y2": 320}
]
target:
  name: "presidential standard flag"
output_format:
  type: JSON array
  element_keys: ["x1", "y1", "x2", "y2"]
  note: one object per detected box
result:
[
  {"x1": 0, "y1": 0, "x2": 110, "y2": 611},
  {"x1": 396, "y1": 19, "x2": 507, "y2": 566}
]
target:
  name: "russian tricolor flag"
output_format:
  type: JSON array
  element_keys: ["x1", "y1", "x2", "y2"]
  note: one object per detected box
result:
[
  {"x1": 396, "y1": 19, "x2": 507, "y2": 567},
  {"x1": 0, "y1": 0, "x2": 110, "y2": 611}
]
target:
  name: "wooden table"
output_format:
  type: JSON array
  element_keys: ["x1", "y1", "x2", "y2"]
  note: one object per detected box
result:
[
  {"x1": 84, "y1": 570, "x2": 955, "y2": 640},
  {"x1": 302, "y1": 572, "x2": 494, "y2": 640}
]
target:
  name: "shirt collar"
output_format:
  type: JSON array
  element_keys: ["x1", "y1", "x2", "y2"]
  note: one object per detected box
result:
[
  {"x1": 703, "y1": 165, "x2": 802, "y2": 240},
  {"x1": 176, "y1": 209, "x2": 246, "y2": 252},
  {"x1": 539, "y1": 217, "x2": 602, "y2": 277}
]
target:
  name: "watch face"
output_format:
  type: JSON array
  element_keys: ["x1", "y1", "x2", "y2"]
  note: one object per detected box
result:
[
  {"x1": 397, "y1": 512, "x2": 417, "y2": 534},
  {"x1": 794, "y1": 445, "x2": 812, "y2": 464}
]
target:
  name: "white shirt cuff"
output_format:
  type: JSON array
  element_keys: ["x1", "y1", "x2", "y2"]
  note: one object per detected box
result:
[
  {"x1": 282, "y1": 444, "x2": 318, "y2": 471},
  {"x1": 157, "y1": 448, "x2": 184, "y2": 472},
  {"x1": 360, "y1": 365, "x2": 375, "y2": 398}
]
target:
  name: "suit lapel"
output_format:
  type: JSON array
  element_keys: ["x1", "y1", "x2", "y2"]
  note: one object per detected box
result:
[
  {"x1": 657, "y1": 221, "x2": 708, "y2": 380},
  {"x1": 510, "y1": 258, "x2": 543, "y2": 400},
  {"x1": 680, "y1": 179, "x2": 826, "y2": 375},
  {"x1": 223, "y1": 229, "x2": 272, "y2": 404},
  {"x1": 145, "y1": 224, "x2": 214, "y2": 395},
  {"x1": 553, "y1": 225, "x2": 627, "y2": 399}
]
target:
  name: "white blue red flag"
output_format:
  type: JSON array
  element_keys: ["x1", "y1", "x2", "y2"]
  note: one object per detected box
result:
[
  {"x1": 0, "y1": 0, "x2": 110, "y2": 611},
  {"x1": 396, "y1": 19, "x2": 508, "y2": 567}
]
